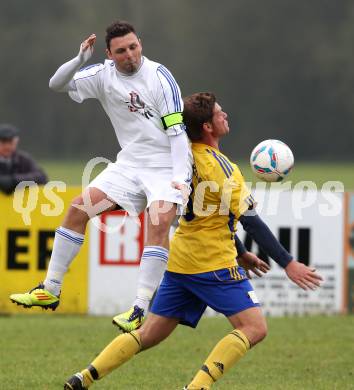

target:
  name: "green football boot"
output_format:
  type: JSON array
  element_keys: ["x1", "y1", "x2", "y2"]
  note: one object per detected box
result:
[
  {"x1": 9, "y1": 283, "x2": 60, "y2": 311},
  {"x1": 112, "y1": 305, "x2": 145, "y2": 332}
]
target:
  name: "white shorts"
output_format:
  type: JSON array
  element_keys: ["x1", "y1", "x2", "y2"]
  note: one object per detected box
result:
[{"x1": 88, "y1": 162, "x2": 185, "y2": 215}]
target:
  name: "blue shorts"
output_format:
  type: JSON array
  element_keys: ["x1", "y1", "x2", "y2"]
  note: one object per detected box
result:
[{"x1": 150, "y1": 268, "x2": 260, "y2": 328}]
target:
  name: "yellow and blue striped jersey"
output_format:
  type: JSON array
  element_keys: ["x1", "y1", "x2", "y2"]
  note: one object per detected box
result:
[{"x1": 168, "y1": 143, "x2": 254, "y2": 274}]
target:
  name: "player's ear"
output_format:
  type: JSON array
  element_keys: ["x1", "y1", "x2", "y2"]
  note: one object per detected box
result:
[
  {"x1": 106, "y1": 48, "x2": 113, "y2": 60},
  {"x1": 202, "y1": 122, "x2": 213, "y2": 134}
]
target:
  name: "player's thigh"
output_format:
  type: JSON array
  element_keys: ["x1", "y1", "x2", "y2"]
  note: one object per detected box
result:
[
  {"x1": 187, "y1": 271, "x2": 260, "y2": 317},
  {"x1": 63, "y1": 187, "x2": 117, "y2": 229},
  {"x1": 151, "y1": 271, "x2": 207, "y2": 330},
  {"x1": 76, "y1": 187, "x2": 117, "y2": 213},
  {"x1": 138, "y1": 313, "x2": 179, "y2": 350},
  {"x1": 190, "y1": 272, "x2": 267, "y2": 346}
]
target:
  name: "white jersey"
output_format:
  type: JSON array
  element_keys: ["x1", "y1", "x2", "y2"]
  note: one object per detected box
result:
[{"x1": 69, "y1": 56, "x2": 185, "y2": 167}]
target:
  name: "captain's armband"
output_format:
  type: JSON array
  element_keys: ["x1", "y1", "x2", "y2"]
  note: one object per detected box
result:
[{"x1": 161, "y1": 112, "x2": 183, "y2": 130}]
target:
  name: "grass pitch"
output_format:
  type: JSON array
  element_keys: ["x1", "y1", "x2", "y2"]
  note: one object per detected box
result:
[
  {"x1": 0, "y1": 314, "x2": 353, "y2": 389},
  {"x1": 40, "y1": 160, "x2": 354, "y2": 190}
]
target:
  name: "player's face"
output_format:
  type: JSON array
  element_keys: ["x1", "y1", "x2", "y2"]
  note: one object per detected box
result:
[
  {"x1": 210, "y1": 103, "x2": 229, "y2": 137},
  {"x1": 107, "y1": 32, "x2": 142, "y2": 75},
  {"x1": 0, "y1": 137, "x2": 18, "y2": 158}
]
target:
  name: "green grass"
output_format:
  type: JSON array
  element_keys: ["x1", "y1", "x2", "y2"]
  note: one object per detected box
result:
[
  {"x1": 0, "y1": 315, "x2": 353, "y2": 389},
  {"x1": 40, "y1": 160, "x2": 354, "y2": 190}
]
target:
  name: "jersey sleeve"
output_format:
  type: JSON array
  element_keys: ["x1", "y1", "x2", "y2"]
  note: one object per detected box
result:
[
  {"x1": 156, "y1": 65, "x2": 185, "y2": 136},
  {"x1": 228, "y1": 166, "x2": 255, "y2": 219},
  {"x1": 68, "y1": 63, "x2": 104, "y2": 103}
]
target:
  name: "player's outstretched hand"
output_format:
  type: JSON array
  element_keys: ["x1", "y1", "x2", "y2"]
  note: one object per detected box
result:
[
  {"x1": 171, "y1": 182, "x2": 190, "y2": 206},
  {"x1": 237, "y1": 251, "x2": 270, "y2": 279},
  {"x1": 78, "y1": 33, "x2": 96, "y2": 63},
  {"x1": 285, "y1": 260, "x2": 323, "y2": 290}
]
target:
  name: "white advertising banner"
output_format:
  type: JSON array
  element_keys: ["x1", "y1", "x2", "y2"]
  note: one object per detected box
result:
[
  {"x1": 88, "y1": 189, "x2": 345, "y2": 316},
  {"x1": 88, "y1": 211, "x2": 144, "y2": 315},
  {"x1": 237, "y1": 188, "x2": 345, "y2": 316}
]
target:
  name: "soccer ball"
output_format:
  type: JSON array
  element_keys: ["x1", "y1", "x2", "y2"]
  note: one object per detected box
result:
[{"x1": 250, "y1": 139, "x2": 294, "y2": 182}]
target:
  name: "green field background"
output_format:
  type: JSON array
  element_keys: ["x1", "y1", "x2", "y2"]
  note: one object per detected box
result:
[
  {"x1": 40, "y1": 160, "x2": 354, "y2": 190},
  {"x1": 0, "y1": 315, "x2": 353, "y2": 389}
]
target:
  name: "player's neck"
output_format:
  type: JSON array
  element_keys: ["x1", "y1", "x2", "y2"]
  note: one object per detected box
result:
[{"x1": 200, "y1": 135, "x2": 220, "y2": 150}]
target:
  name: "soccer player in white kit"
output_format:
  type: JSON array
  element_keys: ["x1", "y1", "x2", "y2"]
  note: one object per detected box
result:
[{"x1": 10, "y1": 21, "x2": 191, "y2": 331}]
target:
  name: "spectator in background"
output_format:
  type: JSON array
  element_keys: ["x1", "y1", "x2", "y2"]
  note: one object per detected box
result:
[{"x1": 0, "y1": 123, "x2": 47, "y2": 194}]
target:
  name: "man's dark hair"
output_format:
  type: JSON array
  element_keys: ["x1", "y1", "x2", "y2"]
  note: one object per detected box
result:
[
  {"x1": 105, "y1": 21, "x2": 137, "y2": 50},
  {"x1": 183, "y1": 92, "x2": 216, "y2": 142}
]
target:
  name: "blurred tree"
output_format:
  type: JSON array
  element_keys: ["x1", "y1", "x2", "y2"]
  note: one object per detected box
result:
[{"x1": 0, "y1": 0, "x2": 353, "y2": 161}]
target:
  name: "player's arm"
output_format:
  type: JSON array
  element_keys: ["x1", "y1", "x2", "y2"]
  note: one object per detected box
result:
[
  {"x1": 226, "y1": 168, "x2": 322, "y2": 290},
  {"x1": 239, "y1": 212, "x2": 293, "y2": 268},
  {"x1": 235, "y1": 235, "x2": 270, "y2": 278},
  {"x1": 156, "y1": 66, "x2": 191, "y2": 198},
  {"x1": 49, "y1": 34, "x2": 96, "y2": 92},
  {"x1": 235, "y1": 235, "x2": 247, "y2": 256},
  {"x1": 227, "y1": 168, "x2": 292, "y2": 269},
  {"x1": 239, "y1": 212, "x2": 323, "y2": 290},
  {"x1": 169, "y1": 132, "x2": 191, "y2": 197}
]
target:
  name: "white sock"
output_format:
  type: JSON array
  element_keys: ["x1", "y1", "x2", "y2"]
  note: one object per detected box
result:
[
  {"x1": 43, "y1": 226, "x2": 84, "y2": 296},
  {"x1": 134, "y1": 246, "x2": 168, "y2": 313}
]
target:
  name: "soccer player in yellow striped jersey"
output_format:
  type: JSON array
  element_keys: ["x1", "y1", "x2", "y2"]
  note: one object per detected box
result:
[
  {"x1": 63, "y1": 93, "x2": 322, "y2": 390},
  {"x1": 168, "y1": 141, "x2": 255, "y2": 274}
]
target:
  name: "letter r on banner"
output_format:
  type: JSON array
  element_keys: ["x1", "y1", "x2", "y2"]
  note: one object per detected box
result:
[{"x1": 99, "y1": 211, "x2": 145, "y2": 266}]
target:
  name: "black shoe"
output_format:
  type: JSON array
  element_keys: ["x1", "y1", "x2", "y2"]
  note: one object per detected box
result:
[{"x1": 64, "y1": 373, "x2": 87, "y2": 390}]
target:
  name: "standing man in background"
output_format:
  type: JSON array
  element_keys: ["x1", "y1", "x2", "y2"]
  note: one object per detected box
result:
[
  {"x1": 0, "y1": 123, "x2": 47, "y2": 194},
  {"x1": 10, "y1": 20, "x2": 191, "y2": 331}
]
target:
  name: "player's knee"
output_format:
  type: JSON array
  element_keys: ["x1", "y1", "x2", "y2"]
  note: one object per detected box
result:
[
  {"x1": 149, "y1": 203, "x2": 175, "y2": 228},
  {"x1": 71, "y1": 195, "x2": 84, "y2": 206},
  {"x1": 158, "y1": 216, "x2": 172, "y2": 231},
  {"x1": 148, "y1": 215, "x2": 172, "y2": 240},
  {"x1": 157, "y1": 211, "x2": 174, "y2": 228},
  {"x1": 240, "y1": 317, "x2": 267, "y2": 347},
  {"x1": 66, "y1": 197, "x2": 89, "y2": 224},
  {"x1": 256, "y1": 322, "x2": 268, "y2": 344},
  {"x1": 250, "y1": 320, "x2": 268, "y2": 346},
  {"x1": 138, "y1": 328, "x2": 162, "y2": 350}
]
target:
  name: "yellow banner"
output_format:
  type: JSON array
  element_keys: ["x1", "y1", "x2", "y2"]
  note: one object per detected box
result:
[{"x1": 0, "y1": 185, "x2": 88, "y2": 314}]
